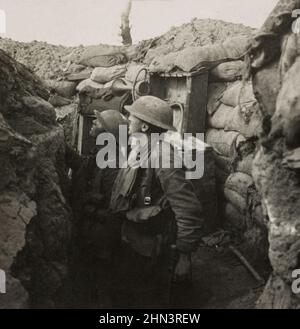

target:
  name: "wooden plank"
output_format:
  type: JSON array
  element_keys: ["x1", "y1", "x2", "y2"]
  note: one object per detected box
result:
[
  {"x1": 149, "y1": 71, "x2": 208, "y2": 135},
  {"x1": 77, "y1": 115, "x2": 84, "y2": 155},
  {"x1": 149, "y1": 75, "x2": 166, "y2": 100},
  {"x1": 186, "y1": 72, "x2": 208, "y2": 134},
  {"x1": 77, "y1": 115, "x2": 97, "y2": 155},
  {"x1": 182, "y1": 76, "x2": 192, "y2": 134}
]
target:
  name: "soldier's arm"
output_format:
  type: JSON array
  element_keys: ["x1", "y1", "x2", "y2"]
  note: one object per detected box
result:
[{"x1": 155, "y1": 165, "x2": 204, "y2": 253}]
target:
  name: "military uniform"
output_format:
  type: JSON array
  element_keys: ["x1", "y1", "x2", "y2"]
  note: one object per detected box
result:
[
  {"x1": 66, "y1": 109, "x2": 127, "y2": 308},
  {"x1": 110, "y1": 137, "x2": 203, "y2": 308}
]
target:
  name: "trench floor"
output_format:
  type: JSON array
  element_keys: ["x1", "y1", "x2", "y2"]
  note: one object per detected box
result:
[
  {"x1": 171, "y1": 245, "x2": 264, "y2": 309},
  {"x1": 67, "y1": 242, "x2": 263, "y2": 309}
]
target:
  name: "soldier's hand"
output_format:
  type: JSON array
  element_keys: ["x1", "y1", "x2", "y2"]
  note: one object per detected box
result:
[{"x1": 173, "y1": 252, "x2": 192, "y2": 283}]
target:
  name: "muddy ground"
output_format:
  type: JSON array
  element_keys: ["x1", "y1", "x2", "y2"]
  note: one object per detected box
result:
[
  {"x1": 187, "y1": 245, "x2": 263, "y2": 309},
  {"x1": 66, "y1": 243, "x2": 264, "y2": 309}
]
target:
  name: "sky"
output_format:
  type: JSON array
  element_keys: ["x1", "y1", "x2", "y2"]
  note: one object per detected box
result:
[{"x1": 0, "y1": 0, "x2": 279, "y2": 46}]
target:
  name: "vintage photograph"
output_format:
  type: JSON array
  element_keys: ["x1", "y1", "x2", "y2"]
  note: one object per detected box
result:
[{"x1": 0, "y1": 0, "x2": 300, "y2": 311}]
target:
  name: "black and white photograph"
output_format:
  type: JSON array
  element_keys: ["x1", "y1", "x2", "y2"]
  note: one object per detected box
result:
[{"x1": 0, "y1": 0, "x2": 300, "y2": 315}]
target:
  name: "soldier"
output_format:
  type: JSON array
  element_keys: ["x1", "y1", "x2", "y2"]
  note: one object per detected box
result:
[
  {"x1": 66, "y1": 110, "x2": 128, "y2": 308},
  {"x1": 110, "y1": 96, "x2": 203, "y2": 308}
]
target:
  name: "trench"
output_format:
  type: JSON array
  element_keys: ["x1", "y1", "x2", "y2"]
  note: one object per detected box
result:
[
  {"x1": 0, "y1": 44, "x2": 270, "y2": 310},
  {"x1": 2, "y1": 1, "x2": 300, "y2": 309},
  {"x1": 0, "y1": 46, "x2": 270, "y2": 310}
]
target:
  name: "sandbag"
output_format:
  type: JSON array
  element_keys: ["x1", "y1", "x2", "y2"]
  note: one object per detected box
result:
[
  {"x1": 175, "y1": 45, "x2": 227, "y2": 73},
  {"x1": 76, "y1": 79, "x2": 104, "y2": 94},
  {"x1": 224, "y1": 202, "x2": 246, "y2": 231},
  {"x1": 66, "y1": 63, "x2": 87, "y2": 74},
  {"x1": 214, "y1": 154, "x2": 232, "y2": 173},
  {"x1": 144, "y1": 45, "x2": 174, "y2": 65},
  {"x1": 103, "y1": 80, "x2": 115, "y2": 89},
  {"x1": 45, "y1": 80, "x2": 77, "y2": 99},
  {"x1": 210, "y1": 60, "x2": 246, "y2": 82},
  {"x1": 66, "y1": 69, "x2": 93, "y2": 82},
  {"x1": 225, "y1": 172, "x2": 254, "y2": 198},
  {"x1": 125, "y1": 63, "x2": 147, "y2": 83},
  {"x1": 149, "y1": 52, "x2": 178, "y2": 73},
  {"x1": 79, "y1": 87, "x2": 113, "y2": 101},
  {"x1": 224, "y1": 102, "x2": 263, "y2": 138},
  {"x1": 205, "y1": 129, "x2": 246, "y2": 157},
  {"x1": 209, "y1": 101, "x2": 262, "y2": 138},
  {"x1": 175, "y1": 36, "x2": 250, "y2": 72},
  {"x1": 221, "y1": 81, "x2": 256, "y2": 107},
  {"x1": 79, "y1": 45, "x2": 127, "y2": 67},
  {"x1": 91, "y1": 65, "x2": 126, "y2": 84},
  {"x1": 222, "y1": 36, "x2": 251, "y2": 58},
  {"x1": 224, "y1": 173, "x2": 257, "y2": 214},
  {"x1": 208, "y1": 104, "x2": 234, "y2": 129},
  {"x1": 206, "y1": 82, "x2": 227, "y2": 115},
  {"x1": 234, "y1": 153, "x2": 254, "y2": 176},
  {"x1": 224, "y1": 188, "x2": 247, "y2": 214},
  {"x1": 83, "y1": 53, "x2": 127, "y2": 68}
]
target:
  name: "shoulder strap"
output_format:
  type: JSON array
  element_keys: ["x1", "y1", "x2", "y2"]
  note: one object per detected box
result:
[{"x1": 143, "y1": 167, "x2": 154, "y2": 206}]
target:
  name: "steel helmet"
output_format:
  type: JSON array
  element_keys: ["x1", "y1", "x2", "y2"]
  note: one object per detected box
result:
[
  {"x1": 124, "y1": 96, "x2": 175, "y2": 131},
  {"x1": 94, "y1": 110, "x2": 128, "y2": 138}
]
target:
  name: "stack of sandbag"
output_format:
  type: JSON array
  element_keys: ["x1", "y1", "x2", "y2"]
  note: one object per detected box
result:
[
  {"x1": 41, "y1": 47, "x2": 137, "y2": 147},
  {"x1": 45, "y1": 45, "x2": 138, "y2": 96},
  {"x1": 149, "y1": 36, "x2": 250, "y2": 73},
  {"x1": 223, "y1": 172, "x2": 254, "y2": 231},
  {"x1": 208, "y1": 81, "x2": 262, "y2": 138},
  {"x1": 74, "y1": 61, "x2": 147, "y2": 116},
  {"x1": 208, "y1": 101, "x2": 262, "y2": 138},
  {"x1": 205, "y1": 79, "x2": 264, "y2": 232},
  {"x1": 66, "y1": 46, "x2": 129, "y2": 96},
  {"x1": 223, "y1": 173, "x2": 265, "y2": 232},
  {"x1": 78, "y1": 45, "x2": 127, "y2": 68},
  {"x1": 44, "y1": 42, "x2": 148, "y2": 127}
]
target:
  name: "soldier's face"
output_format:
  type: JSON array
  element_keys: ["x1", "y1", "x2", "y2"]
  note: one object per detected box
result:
[{"x1": 128, "y1": 114, "x2": 144, "y2": 135}]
